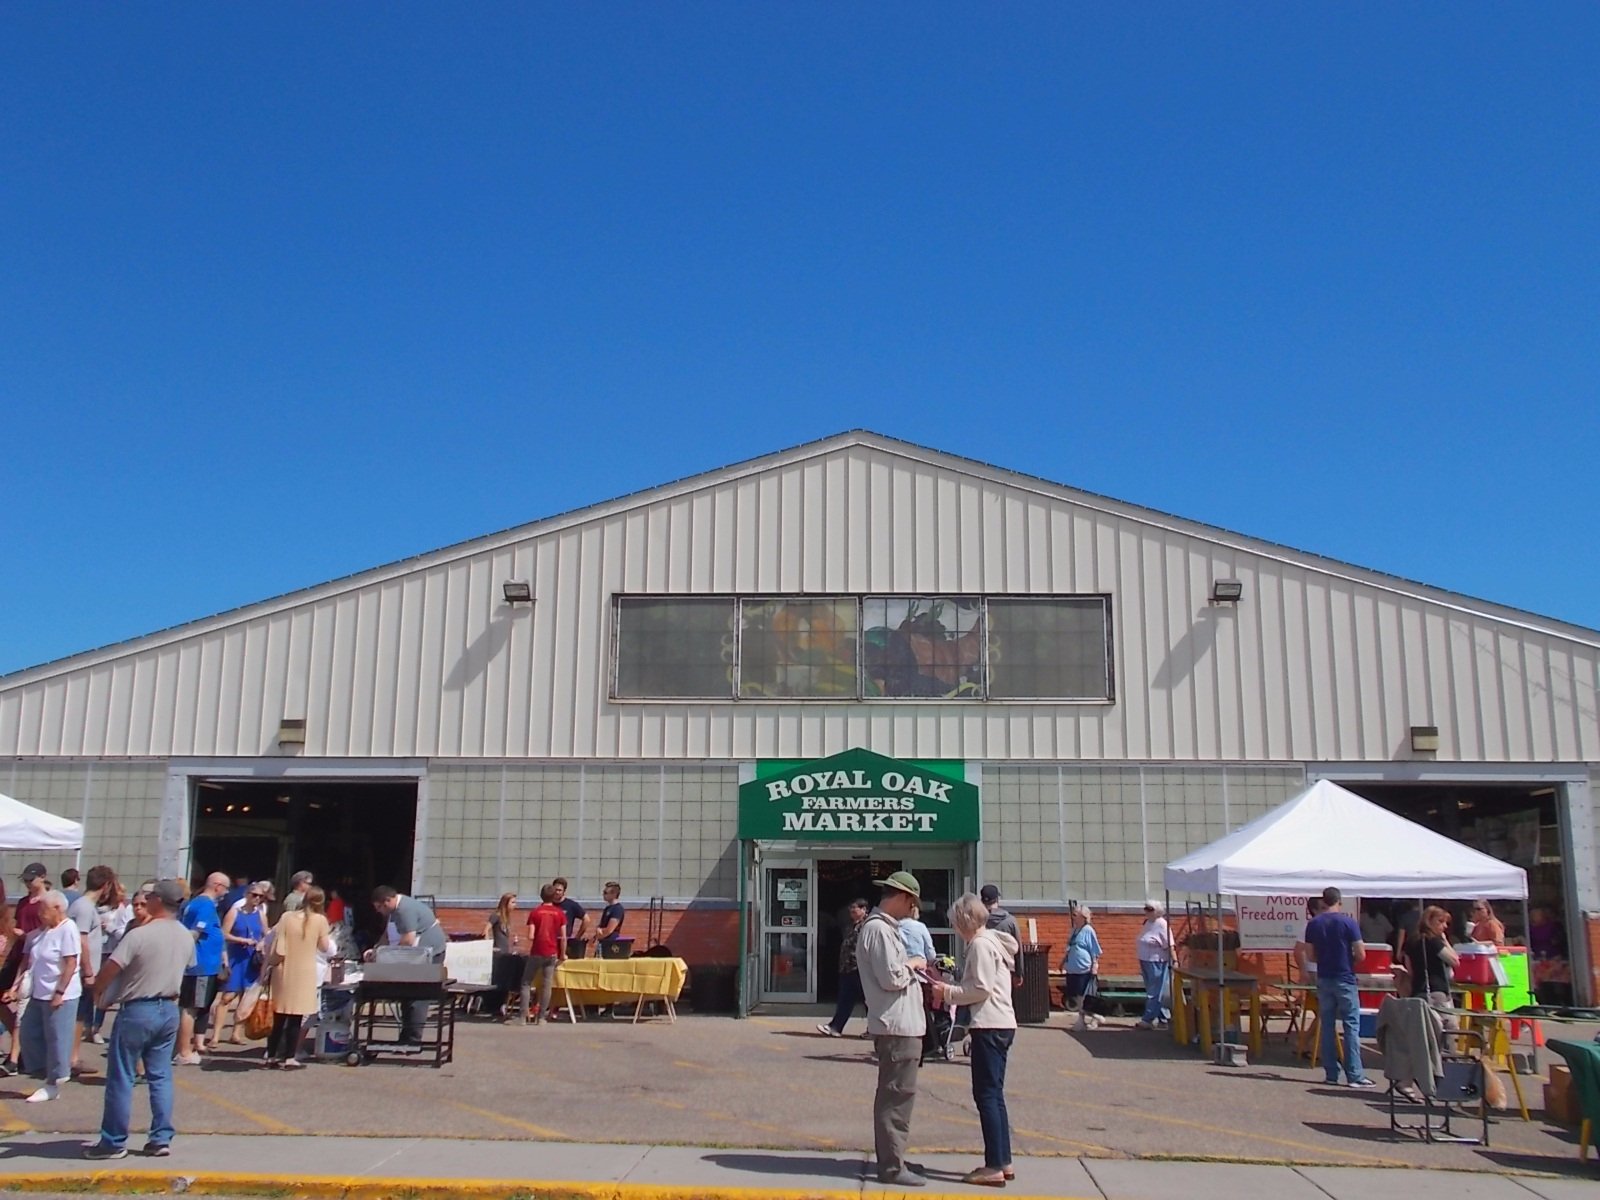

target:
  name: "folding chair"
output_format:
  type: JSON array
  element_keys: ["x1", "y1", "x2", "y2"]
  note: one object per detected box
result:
[{"x1": 1387, "y1": 1028, "x2": 1490, "y2": 1145}]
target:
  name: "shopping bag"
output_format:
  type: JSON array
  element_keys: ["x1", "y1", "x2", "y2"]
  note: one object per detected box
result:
[{"x1": 242, "y1": 992, "x2": 275, "y2": 1041}]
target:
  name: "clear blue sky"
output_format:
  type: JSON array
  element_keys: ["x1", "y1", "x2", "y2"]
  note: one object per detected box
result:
[{"x1": 4, "y1": 6, "x2": 1597, "y2": 676}]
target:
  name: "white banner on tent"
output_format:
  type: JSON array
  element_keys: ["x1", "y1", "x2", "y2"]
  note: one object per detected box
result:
[
  {"x1": 1236, "y1": 896, "x2": 1308, "y2": 950},
  {"x1": 1238, "y1": 894, "x2": 1361, "y2": 950}
]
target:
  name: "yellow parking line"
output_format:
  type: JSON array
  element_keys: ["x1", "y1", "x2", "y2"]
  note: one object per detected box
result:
[
  {"x1": 173, "y1": 1077, "x2": 300, "y2": 1134},
  {"x1": 435, "y1": 1097, "x2": 573, "y2": 1141}
]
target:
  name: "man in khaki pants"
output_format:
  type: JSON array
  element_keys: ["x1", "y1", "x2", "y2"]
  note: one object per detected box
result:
[{"x1": 856, "y1": 871, "x2": 929, "y2": 1188}]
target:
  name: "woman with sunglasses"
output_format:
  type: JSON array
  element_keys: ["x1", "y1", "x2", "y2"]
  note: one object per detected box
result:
[
  {"x1": 1133, "y1": 901, "x2": 1171, "y2": 1030},
  {"x1": 214, "y1": 884, "x2": 271, "y2": 1044}
]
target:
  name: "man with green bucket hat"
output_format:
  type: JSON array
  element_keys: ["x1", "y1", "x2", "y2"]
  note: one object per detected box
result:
[{"x1": 857, "y1": 870, "x2": 930, "y2": 1187}]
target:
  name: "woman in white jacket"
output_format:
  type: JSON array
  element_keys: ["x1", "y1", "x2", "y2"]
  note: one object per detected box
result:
[{"x1": 936, "y1": 893, "x2": 1019, "y2": 1187}]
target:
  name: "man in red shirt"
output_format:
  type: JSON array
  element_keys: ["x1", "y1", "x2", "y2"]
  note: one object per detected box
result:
[{"x1": 520, "y1": 885, "x2": 567, "y2": 1025}]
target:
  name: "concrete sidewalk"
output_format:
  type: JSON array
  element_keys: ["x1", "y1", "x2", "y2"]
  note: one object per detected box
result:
[{"x1": 0, "y1": 1134, "x2": 1593, "y2": 1200}]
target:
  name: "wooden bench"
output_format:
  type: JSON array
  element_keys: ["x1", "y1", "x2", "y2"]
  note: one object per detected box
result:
[{"x1": 1046, "y1": 971, "x2": 1147, "y2": 1014}]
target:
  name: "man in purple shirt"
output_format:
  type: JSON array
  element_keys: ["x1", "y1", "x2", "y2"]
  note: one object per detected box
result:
[{"x1": 1303, "y1": 886, "x2": 1375, "y2": 1088}]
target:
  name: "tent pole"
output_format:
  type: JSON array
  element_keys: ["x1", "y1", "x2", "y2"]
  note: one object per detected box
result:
[
  {"x1": 1164, "y1": 888, "x2": 1172, "y2": 1024},
  {"x1": 1216, "y1": 893, "x2": 1225, "y2": 1053}
]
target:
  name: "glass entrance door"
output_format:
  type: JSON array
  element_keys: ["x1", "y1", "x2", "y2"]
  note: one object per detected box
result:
[{"x1": 759, "y1": 861, "x2": 816, "y2": 1002}]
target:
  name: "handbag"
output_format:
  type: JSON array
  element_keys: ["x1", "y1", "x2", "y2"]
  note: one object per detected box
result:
[
  {"x1": 242, "y1": 989, "x2": 276, "y2": 1040},
  {"x1": 1081, "y1": 973, "x2": 1114, "y2": 1017}
]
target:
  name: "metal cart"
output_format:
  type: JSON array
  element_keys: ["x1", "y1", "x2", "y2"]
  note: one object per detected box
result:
[{"x1": 345, "y1": 966, "x2": 455, "y2": 1067}]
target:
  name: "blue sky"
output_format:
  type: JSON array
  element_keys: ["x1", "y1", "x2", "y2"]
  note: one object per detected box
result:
[{"x1": 3, "y1": 6, "x2": 1597, "y2": 675}]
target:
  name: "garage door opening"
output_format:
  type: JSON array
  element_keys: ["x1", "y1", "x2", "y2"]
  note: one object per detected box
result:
[
  {"x1": 190, "y1": 779, "x2": 417, "y2": 913},
  {"x1": 1339, "y1": 778, "x2": 1576, "y2": 1004}
]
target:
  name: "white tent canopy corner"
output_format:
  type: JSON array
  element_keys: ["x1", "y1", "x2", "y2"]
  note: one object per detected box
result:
[
  {"x1": 1162, "y1": 778, "x2": 1528, "y2": 901},
  {"x1": 0, "y1": 792, "x2": 85, "y2": 854}
]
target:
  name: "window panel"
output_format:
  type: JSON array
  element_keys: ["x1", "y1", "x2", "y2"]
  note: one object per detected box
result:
[
  {"x1": 986, "y1": 597, "x2": 1111, "y2": 699},
  {"x1": 613, "y1": 598, "x2": 735, "y2": 698},
  {"x1": 738, "y1": 598, "x2": 859, "y2": 699},
  {"x1": 862, "y1": 596, "x2": 983, "y2": 698}
]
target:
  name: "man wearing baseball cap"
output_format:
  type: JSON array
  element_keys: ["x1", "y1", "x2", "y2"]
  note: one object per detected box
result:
[
  {"x1": 856, "y1": 870, "x2": 930, "y2": 1188},
  {"x1": 83, "y1": 879, "x2": 196, "y2": 1160}
]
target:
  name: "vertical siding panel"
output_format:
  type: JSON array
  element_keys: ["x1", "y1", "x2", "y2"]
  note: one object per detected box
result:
[
  {"x1": 322, "y1": 594, "x2": 357, "y2": 756},
  {"x1": 345, "y1": 588, "x2": 378, "y2": 756},
  {"x1": 367, "y1": 584, "x2": 400, "y2": 757},
  {"x1": 391, "y1": 581, "x2": 422, "y2": 756},
  {"x1": 1117, "y1": 523, "x2": 1148, "y2": 759},
  {"x1": 411, "y1": 573, "x2": 443, "y2": 757},
  {"x1": 845, "y1": 454, "x2": 870, "y2": 592},
  {"x1": 1350, "y1": 595, "x2": 1388, "y2": 761},
  {"x1": 1088, "y1": 519, "x2": 1119, "y2": 760},
  {"x1": 1374, "y1": 597, "x2": 1406, "y2": 761},
  {"x1": 1522, "y1": 639, "x2": 1556, "y2": 760},
  {"x1": 957, "y1": 478, "x2": 983, "y2": 593},
  {"x1": 147, "y1": 649, "x2": 179, "y2": 755},
  {"x1": 802, "y1": 460, "x2": 827, "y2": 591},
  {"x1": 1577, "y1": 651, "x2": 1600, "y2": 760},
  {"x1": 1397, "y1": 603, "x2": 1428, "y2": 745},
  {"x1": 891, "y1": 463, "x2": 916, "y2": 592},
  {"x1": 235, "y1": 624, "x2": 265, "y2": 757},
  {"x1": 1191, "y1": 546, "x2": 1224, "y2": 760},
  {"x1": 59, "y1": 674, "x2": 87, "y2": 757},
  {"x1": 1475, "y1": 623, "x2": 1509, "y2": 761},
  {"x1": 536, "y1": 539, "x2": 567, "y2": 757},
  {"x1": 571, "y1": 528, "x2": 605, "y2": 759},
  {"x1": 1251, "y1": 563, "x2": 1284, "y2": 759},
  {"x1": 1446, "y1": 617, "x2": 1481, "y2": 759},
  {"x1": 1422, "y1": 609, "x2": 1455, "y2": 755},
  {"x1": 172, "y1": 646, "x2": 200, "y2": 756},
  {"x1": 1324, "y1": 582, "x2": 1354, "y2": 760},
  {"x1": 1547, "y1": 644, "x2": 1580, "y2": 760},
  {"x1": 192, "y1": 637, "x2": 221, "y2": 755},
  {"x1": 1277, "y1": 572, "x2": 1310, "y2": 757},
  {"x1": 1499, "y1": 631, "x2": 1531, "y2": 761},
  {"x1": 1227, "y1": 556, "x2": 1260, "y2": 760},
  {"x1": 37, "y1": 677, "x2": 66, "y2": 756}
]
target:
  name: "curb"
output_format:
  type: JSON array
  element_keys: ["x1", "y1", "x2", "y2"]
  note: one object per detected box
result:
[{"x1": 0, "y1": 1172, "x2": 1093, "y2": 1200}]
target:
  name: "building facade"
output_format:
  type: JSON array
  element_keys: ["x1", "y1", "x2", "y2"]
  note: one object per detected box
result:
[{"x1": 3, "y1": 432, "x2": 1597, "y2": 1004}]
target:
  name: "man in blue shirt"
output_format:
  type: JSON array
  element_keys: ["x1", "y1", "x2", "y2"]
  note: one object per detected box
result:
[
  {"x1": 1303, "y1": 886, "x2": 1375, "y2": 1088},
  {"x1": 176, "y1": 873, "x2": 228, "y2": 1064}
]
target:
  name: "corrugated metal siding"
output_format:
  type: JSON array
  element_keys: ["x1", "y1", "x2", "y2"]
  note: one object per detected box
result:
[{"x1": 2, "y1": 442, "x2": 1598, "y2": 763}]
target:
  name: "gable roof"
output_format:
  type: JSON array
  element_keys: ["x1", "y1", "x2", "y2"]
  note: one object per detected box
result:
[{"x1": 5, "y1": 429, "x2": 1597, "y2": 686}]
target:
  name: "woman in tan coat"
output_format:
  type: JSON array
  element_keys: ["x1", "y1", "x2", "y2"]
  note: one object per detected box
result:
[{"x1": 263, "y1": 886, "x2": 334, "y2": 1068}]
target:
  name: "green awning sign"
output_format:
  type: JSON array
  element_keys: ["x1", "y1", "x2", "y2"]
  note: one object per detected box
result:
[{"x1": 740, "y1": 748, "x2": 978, "y2": 842}]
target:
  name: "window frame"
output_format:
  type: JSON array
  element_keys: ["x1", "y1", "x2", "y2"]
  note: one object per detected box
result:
[{"x1": 608, "y1": 593, "x2": 1115, "y2": 704}]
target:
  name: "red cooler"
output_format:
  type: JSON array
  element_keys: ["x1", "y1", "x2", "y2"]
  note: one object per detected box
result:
[{"x1": 1358, "y1": 944, "x2": 1393, "y2": 1012}]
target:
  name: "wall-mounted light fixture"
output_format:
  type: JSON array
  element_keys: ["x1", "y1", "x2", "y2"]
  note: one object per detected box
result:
[
  {"x1": 1209, "y1": 578, "x2": 1244, "y2": 604},
  {"x1": 502, "y1": 580, "x2": 533, "y2": 604},
  {"x1": 277, "y1": 718, "x2": 307, "y2": 746},
  {"x1": 1410, "y1": 725, "x2": 1440, "y2": 753}
]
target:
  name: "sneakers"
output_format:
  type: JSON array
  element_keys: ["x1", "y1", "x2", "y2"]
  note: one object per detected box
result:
[
  {"x1": 1347, "y1": 1078, "x2": 1379, "y2": 1089},
  {"x1": 82, "y1": 1143, "x2": 128, "y2": 1160},
  {"x1": 0, "y1": 1061, "x2": 16, "y2": 1078},
  {"x1": 89, "y1": 1032, "x2": 107, "y2": 1045},
  {"x1": 1134, "y1": 1020, "x2": 1154, "y2": 1030},
  {"x1": 815, "y1": 1023, "x2": 841, "y2": 1038},
  {"x1": 143, "y1": 1142, "x2": 171, "y2": 1157},
  {"x1": 174, "y1": 1053, "x2": 202, "y2": 1066},
  {"x1": 25, "y1": 1084, "x2": 59, "y2": 1103}
]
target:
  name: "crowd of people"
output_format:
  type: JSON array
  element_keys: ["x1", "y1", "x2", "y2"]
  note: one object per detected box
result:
[{"x1": 480, "y1": 878, "x2": 628, "y2": 1023}]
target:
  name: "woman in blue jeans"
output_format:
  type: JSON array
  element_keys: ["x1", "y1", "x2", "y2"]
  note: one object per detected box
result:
[
  {"x1": 936, "y1": 893, "x2": 1020, "y2": 1188},
  {"x1": 1134, "y1": 901, "x2": 1171, "y2": 1029},
  {"x1": 3, "y1": 891, "x2": 81, "y2": 1103}
]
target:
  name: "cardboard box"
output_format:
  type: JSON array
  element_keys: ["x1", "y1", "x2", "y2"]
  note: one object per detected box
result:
[{"x1": 1544, "y1": 1065, "x2": 1577, "y2": 1127}]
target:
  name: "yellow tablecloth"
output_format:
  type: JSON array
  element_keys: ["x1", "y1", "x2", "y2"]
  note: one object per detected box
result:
[{"x1": 553, "y1": 957, "x2": 688, "y2": 1010}]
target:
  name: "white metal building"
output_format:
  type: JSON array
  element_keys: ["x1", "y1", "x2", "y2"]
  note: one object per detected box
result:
[{"x1": 2, "y1": 431, "x2": 1596, "y2": 1004}]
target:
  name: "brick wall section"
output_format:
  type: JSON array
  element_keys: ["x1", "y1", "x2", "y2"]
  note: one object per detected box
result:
[{"x1": 439, "y1": 905, "x2": 741, "y2": 966}]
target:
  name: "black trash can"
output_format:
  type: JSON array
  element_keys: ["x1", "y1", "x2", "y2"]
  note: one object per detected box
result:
[{"x1": 1015, "y1": 944, "x2": 1052, "y2": 1024}]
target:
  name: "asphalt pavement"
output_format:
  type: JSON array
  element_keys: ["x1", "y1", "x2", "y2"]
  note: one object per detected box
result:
[{"x1": 0, "y1": 1009, "x2": 1592, "y2": 1197}]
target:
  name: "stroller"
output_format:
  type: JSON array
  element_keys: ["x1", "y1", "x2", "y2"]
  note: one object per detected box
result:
[{"x1": 921, "y1": 954, "x2": 968, "y2": 1062}]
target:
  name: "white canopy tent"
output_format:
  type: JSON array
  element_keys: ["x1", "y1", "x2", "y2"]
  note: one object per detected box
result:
[
  {"x1": 1164, "y1": 779, "x2": 1528, "y2": 899},
  {"x1": 1162, "y1": 779, "x2": 1527, "y2": 1057},
  {"x1": 0, "y1": 792, "x2": 84, "y2": 856}
]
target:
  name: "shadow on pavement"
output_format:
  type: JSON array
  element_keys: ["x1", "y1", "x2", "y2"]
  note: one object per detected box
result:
[
  {"x1": 0, "y1": 1138, "x2": 90, "y2": 1161},
  {"x1": 702, "y1": 1152, "x2": 864, "y2": 1180},
  {"x1": 1302, "y1": 1119, "x2": 1404, "y2": 1144},
  {"x1": 1476, "y1": 1148, "x2": 1594, "y2": 1177},
  {"x1": 1070, "y1": 1032, "x2": 1208, "y2": 1062}
]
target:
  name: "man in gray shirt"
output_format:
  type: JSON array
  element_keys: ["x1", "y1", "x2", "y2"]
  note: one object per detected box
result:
[
  {"x1": 370, "y1": 887, "x2": 446, "y2": 1043},
  {"x1": 67, "y1": 865, "x2": 114, "y2": 1075},
  {"x1": 84, "y1": 879, "x2": 195, "y2": 1160}
]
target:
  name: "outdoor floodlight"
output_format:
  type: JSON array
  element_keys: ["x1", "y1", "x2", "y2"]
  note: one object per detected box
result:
[
  {"x1": 1410, "y1": 725, "x2": 1440, "y2": 752},
  {"x1": 502, "y1": 580, "x2": 533, "y2": 604},
  {"x1": 1209, "y1": 578, "x2": 1244, "y2": 604}
]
